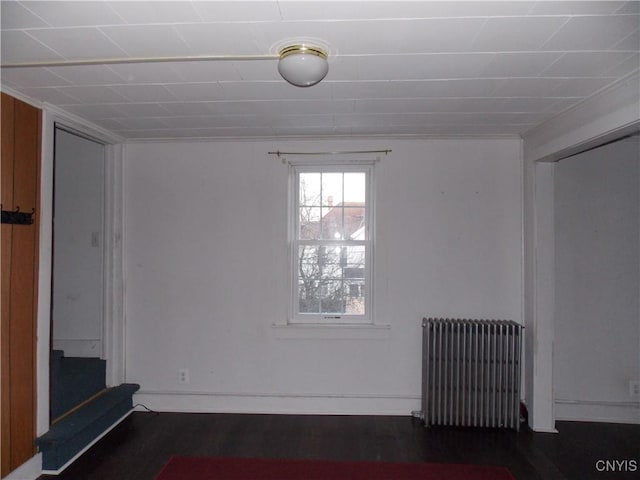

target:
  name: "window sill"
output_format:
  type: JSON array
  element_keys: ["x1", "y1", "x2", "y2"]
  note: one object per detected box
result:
[{"x1": 272, "y1": 322, "x2": 391, "y2": 340}]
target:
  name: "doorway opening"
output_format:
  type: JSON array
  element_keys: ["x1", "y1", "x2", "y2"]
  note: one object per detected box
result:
[{"x1": 50, "y1": 126, "x2": 106, "y2": 422}]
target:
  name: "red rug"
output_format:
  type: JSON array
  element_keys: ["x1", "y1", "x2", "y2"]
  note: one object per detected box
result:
[{"x1": 155, "y1": 456, "x2": 516, "y2": 480}]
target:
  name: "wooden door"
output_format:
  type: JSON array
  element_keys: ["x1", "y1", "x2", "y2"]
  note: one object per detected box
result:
[{"x1": 1, "y1": 92, "x2": 41, "y2": 477}]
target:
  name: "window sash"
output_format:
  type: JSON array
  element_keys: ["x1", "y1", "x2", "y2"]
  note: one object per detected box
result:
[{"x1": 290, "y1": 164, "x2": 373, "y2": 324}]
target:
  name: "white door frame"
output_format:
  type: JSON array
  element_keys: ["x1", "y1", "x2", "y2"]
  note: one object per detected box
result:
[{"x1": 37, "y1": 105, "x2": 124, "y2": 434}]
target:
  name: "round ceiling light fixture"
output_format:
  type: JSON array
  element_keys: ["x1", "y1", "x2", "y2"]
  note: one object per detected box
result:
[{"x1": 278, "y1": 44, "x2": 329, "y2": 87}]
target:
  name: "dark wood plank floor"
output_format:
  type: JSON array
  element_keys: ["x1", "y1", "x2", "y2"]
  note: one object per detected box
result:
[{"x1": 38, "y1": 412, "x2": 639, "y2": 480}]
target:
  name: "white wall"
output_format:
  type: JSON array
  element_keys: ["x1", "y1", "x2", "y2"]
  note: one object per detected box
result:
[
  {"x1": 124, "y1": 138, "x2": 523, "y2": 415},
  {"x1": 52, "y1": 129, "x2": 105, "y2": 357},
  {"x1": 554, "y1": 136, "x2": 640, "y2": 423}
]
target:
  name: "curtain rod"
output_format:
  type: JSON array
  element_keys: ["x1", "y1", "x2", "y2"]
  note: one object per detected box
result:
[{"x1": 268, "y1": 149, "x2": 391, "y2": 157}]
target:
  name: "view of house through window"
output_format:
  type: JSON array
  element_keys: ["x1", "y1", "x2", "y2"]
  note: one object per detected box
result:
[{"x1": 292, "y1": 166, "x2": 372, "y2": 323}]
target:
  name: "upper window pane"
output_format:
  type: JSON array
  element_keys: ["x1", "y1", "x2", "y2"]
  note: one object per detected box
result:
[
  {"x1": 299, "y1": 206, "x2": 321, "y2": 240},
  {"x1": 321, "y1": 172, "x2": 343, "y2": 206},
  {"x1": 297, "y1": 170, "x2": 367, "y2": 241},
  {"x1": 299, "y1": 172, "x2": 321, "y2": 207},
  {"x1": 344, "y1": 172, "x2": 366, "y2": 206}
]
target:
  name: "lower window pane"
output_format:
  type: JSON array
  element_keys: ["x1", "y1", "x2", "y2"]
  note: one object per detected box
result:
[
  {"x1": 298, "y1": 280, "x2": 319, "y2": 313},
  {"x1": 345, "y1": 280, "x2": 365, "y2": 314},
  {"x1": 297, "y1": 244, "x2": 366, "y2": 317},
  {"x1": 320, "y1": 279, "x2": 344, "y2": 314}
]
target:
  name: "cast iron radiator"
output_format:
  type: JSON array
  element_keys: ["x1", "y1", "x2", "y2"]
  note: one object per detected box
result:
[{"x1": 416, "y1": 318, "x2": 523, "y2": 430}]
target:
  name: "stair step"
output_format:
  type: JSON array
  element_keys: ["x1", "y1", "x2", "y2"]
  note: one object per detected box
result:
[
  {"x1": 51, "y1": 356, "x2": 107, "y2": 420},
  {"x1": 37, "y1": 383, "x2": 140, "y2": 471}
]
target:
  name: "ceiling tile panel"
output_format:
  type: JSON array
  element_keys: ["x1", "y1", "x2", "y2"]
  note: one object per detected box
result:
[
  {"x1": 109, "y1": 84, "x2": 178, "y2": 103},
  {"x1": 353, "y1": 97, "x2": 565, "y2": 115},
  {"x1": 604, "y1": 53, "x2": 640, "y2": 77},
  {"x1": 355, "y1": 54, "x2": 491, "y2": 80},
  {"x1": 57, "y1": 85, "x2": 130, "y2": 104},
  {"x1": 528, "y1": 1, "x2": 625, "y2": 15},
  {"x1": 106, "y1": 63, "x2": 186, "y2": 84},
  {"x1": 1, "y1": 66, "x2": 70, "y2": 88},
  {"x1": 163, "y1": 82, "x2": 226, "y2": 101},
  {"x1": 0, "y1": 30, "x2": 64, "y2": 63},
  {"x1": 158, "y1": 116, "x2": 220, "y2": 129},
  {"x1": 62, "y1": 104, "x2": 127, "y2": 119},
  {"x1": 115, "y1": 116, "x2": 170, "y2": 130},
  {"x1": 175, "y1": 23, "x2": 264, "y2": 55},
  {"x1": 612, "y1": 28, "x2": 640, "y2": 50},
  {"x1": 158, "y1": 102, "x2": 218, "y2": 116},
  {"x1": 20, "y1": 86, "x2": 82, "y2": 104},
  {"x1": 111, "y1": 103, "x2": 173, "y2": 118},
  {"x1": 489, "y1": 97, "x2": 575, "y2": 113},
  {"x1": 278, "y1": 1, "x2": 535, "y2": 21},
  {"x1": 542, "y1": 15, "x2": 640, "y2": 50},
  {"x1": 100, "y1": 25, "x2": 193, "y2": 57},
  {"x1": 480, "y1": 52, "x2": 563, "y2": 77},
  {"x1": 615, "y1": 1, "x2": 640, "y2": 14},
  {"x1": 490, "y1": 78, "x2": 565, "y2": 97},
  {"x1": 269, "y1": 114, "x2": 334, "y2": 128},
  {"x1": 327, "y1": 18, "x2": 486, "y2": 55},
  {"x1": 551, "y1": 77, "x2": 618, "y2": 96},
  {"x1": 543, "y1": 52, "x2": 635, "y2": 76},
  {"x1": 1, "y1": 1, "x2": 49, "y2": 29},
  {"x1": 539, "y1": 98, "x2": 581, "y2": 114},
  {"x1": 230, "y1": 60, "x2": 281, "y2": 81},
  {"x1": 46, "y1": 65, "x2": 128, "y2": 85},
  {"x1": 169, "y1": 61, "x2": 243, "y2": 82},
  {"x1": 190, "y1": 1, "x2": 282, "y2": 22},
  {"x1": 248, "y1": 99, "x2": 354, "y2": 115},
  {"x1": 217, "y1": 81, "x2": 331, "y2": 100},
  {"x1": 27, "y1": 27, "x2": 128, "y2": 60},
  {"x1": 21, "y1": 1, "x2": 125, "y2": 27},
  {"x1": 107, "y1": 1, "x2": 202, "y2": 24},
  {"x1": 331, "y1": 79, "x2": 504, "y2": 99},
  {"x1": 472, "y1": 16, "x2": 569, "y2": 52}
]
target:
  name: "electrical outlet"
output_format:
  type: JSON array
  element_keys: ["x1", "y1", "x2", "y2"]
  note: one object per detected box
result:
[
  {"x1": 178, "y1": 368, "x2": 189, "y2": 384},
  {"x1": 630, "y1": 380, "x2": 640, "y2": 397}
]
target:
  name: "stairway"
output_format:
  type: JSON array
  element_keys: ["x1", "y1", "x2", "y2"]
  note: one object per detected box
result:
[{"x1": 37, "y1": 350, "x2": 139, "y2": 472}]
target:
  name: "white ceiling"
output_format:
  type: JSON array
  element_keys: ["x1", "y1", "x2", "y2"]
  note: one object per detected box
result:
[{"x1": 1, "y1": 1, "x2": 638, "y2": 140}]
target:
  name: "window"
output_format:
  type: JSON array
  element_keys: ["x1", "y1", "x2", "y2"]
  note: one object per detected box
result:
[{"x1": 290, "y1": 164, "x2": 373, "y2": 324}]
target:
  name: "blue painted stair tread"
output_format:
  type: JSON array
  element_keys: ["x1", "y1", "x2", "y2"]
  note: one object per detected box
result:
[
  {"x1": 51, "y1": 350, "x2": 107, "y2": 420},
  {"x1": 37, "y1": 383, "x2": 140, "y2": 471}
]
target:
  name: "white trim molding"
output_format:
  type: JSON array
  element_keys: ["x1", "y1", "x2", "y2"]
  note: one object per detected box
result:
[
  {"x1": 522, "y1": 160, "x2": 557, "y2": 433},
  {"x1": 103, "y1": 143, "x2": 126, "y2": 387},
  {"x1": 523, "y1": 71, "x2": 640, "y2": 163}
]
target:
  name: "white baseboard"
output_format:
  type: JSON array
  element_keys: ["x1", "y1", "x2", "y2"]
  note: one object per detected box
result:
[
  {"x1": 134, "y1": 391, "x2": 420, "y2": 416},
  {"x1": 3, "y1": 453, "x2": 42, "y2": 480},
  {"x1": 555, "y1": 399, "x2": 640, "y2": 424}
]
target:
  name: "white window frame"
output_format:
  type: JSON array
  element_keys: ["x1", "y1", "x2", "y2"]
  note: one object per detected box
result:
[{"x1": 289, "y1": 162, "x2": 374, "y2": 325}]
